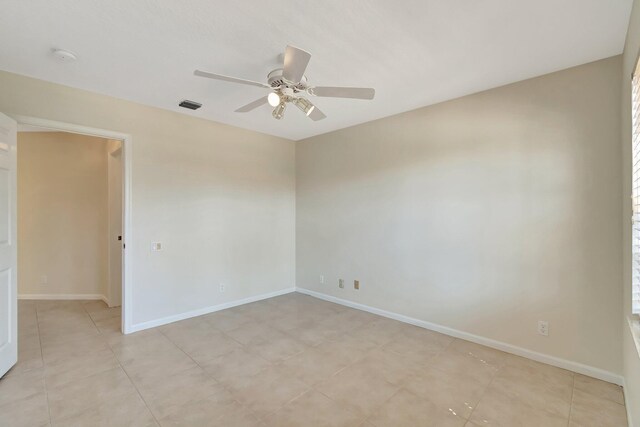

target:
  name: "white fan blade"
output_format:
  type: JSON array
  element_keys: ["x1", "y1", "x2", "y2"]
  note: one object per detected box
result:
[
  {"x1": 308, "y1": 86, "x2": 375, "y2": 100},
  {"x1": 194, "y1": 70, "x2": 270, "y2": 89},
  {"x1": 282, "y1": 45, "x2": 311, "y2": 84},
  {"x1": 235, "y1": 96, "x2": 268, "y2": 112},
  {"x1": 308, "y1": 105, "x2": 327, "y2": 121}
]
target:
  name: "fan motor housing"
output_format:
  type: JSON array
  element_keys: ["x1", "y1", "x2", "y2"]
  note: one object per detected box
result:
[{"x1": 267, "y1": 68, "x2": 307, "y2": 92}]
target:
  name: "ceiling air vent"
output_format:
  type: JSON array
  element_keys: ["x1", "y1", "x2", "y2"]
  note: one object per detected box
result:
[{"x1": 179, "y1": 100, "x2": 202, "y2": 110}]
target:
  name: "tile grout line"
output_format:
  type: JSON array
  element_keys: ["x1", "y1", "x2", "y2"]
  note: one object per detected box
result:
[
  {"x1": 307, "y1": 334, "x2": 398, "y2": 424},
  {"x1": 83, "y1": 301, "x2": 163, "y2": 427},
  {"x1": 34, "y1": 303, "x2": 54, "y2": 427},
  {"x1": 460, "y1": 349, "x2": 501, "y2": 424},
  {"x1": 241, "y1": 337, "x2": 312, "y2": 421},
  {"x1": 365, "y1": 337, "x2": 456, "y2": 423},
  {"x1": 331, "y1": 330, "x2": 454, "y2": 424},
  {"x1": 567, "y1": 374, "x2": 575, "y2": 427},
  {"x1": 227, "y1": 314, "x2": 368, "y2": 421},
  {"x1": 363, "y1": 387, "x2": 404, "y2": 425},
  {"x1": 82, "y1": 301, "x2": 102, "y2": 333},
  {"x1": 46, "y1": 302, "x2": 152, "y2": 425},
  {"x1": 415, "y1": 336, "x2": 486, "y2": 423},
  {"x1": 261, "y1": 384, "x2": 312, "y2": 422},
  {"x1": 570, "y1": 377, "x2": 628, "y2": 407},
  {"x1": 112, "y1": 356, "x2": 163, "y2": 427},
  {"x1": 106, "y1": 340, "x2": 162, "y2": 425},
  {"x1": 460, "y1": 348, "x2": 577, "y2": 425},
  {"x1": 202, "y1": 320, "x2": 327, "y2": 422},
  {"x1": 156, "y1": 326, "x2": 258, "y2": 424}
]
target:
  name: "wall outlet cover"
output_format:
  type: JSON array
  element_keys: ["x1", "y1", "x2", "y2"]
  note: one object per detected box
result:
[{"x1": 537, "y1": 320, "x2": 549, "y2": 336}]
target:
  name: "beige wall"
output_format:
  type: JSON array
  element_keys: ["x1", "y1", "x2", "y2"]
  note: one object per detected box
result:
[
  {"x1": 0, "y1": 70, "x2": 296, "y2": 327},
  {"x1": 18, "y1": 132, "x2": 109, "y2": 298},
  {"x1": 621, "y1": 0, "x2": 640, "y2": 423},
  {"x1": 297, "y1": 56, "x2": 623, "y2": 376}
]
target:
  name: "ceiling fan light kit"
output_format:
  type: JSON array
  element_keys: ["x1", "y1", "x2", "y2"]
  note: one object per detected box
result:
[
  {"x1": 293, "y1": 97, "x2": 315, "y2": 116},
  {"x1": 267, "y1": 92, "x2": 281, "y2": 107},
  {"x1": 194, "y1": 45, "x2": 375, "y2": 122},
  {"x1": 272, "y1": 102, "x2": 286, "y2": 120}
]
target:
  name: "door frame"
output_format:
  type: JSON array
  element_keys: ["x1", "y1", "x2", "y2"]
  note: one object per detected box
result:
[
  {"x1": 12, "y1": 115, "x2": 134, "y2": 334},
  {"x1": 107, "y1": 143, "x2": 123, "y2": 308}
]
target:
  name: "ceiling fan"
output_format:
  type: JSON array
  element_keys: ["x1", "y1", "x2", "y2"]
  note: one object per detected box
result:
[{"x1": 194, "y1": 45, "x2": 375, "y2": 121}]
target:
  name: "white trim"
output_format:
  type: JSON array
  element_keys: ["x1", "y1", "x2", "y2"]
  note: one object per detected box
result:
[
  {"x1": 18, "y1": 294, "x2": 107, "y2": 301},
  {"x1": 622, "y1": 318, "x2": 639, "y2": 426},
  {"x1": 623, "y1": 378, "x2": 633, "y2": 427},
  {"x1": 628, "y1": 316, "x2": 640, "y2": 359},
  {"x1": 128, "y1": 287, "x2": 296, "y2": 333},
  {"x1": 296, "y1": 287, "x2": 624, "y2": 386},
  {"x1": 106, "y1": 140, "x2": 123, "y2": 309},
  {"x1": 12, "y1": 115, "x2": 134, "y2": 334}
]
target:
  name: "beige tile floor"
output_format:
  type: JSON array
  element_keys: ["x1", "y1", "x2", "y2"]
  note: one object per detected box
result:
[{"x1": 0, "y1": 293, "x2": 628, "y2": 427}]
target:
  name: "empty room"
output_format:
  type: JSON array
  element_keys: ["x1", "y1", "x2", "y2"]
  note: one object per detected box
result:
[{"x1": 0, "y1": 1, "x2": 639, "y2": 426}]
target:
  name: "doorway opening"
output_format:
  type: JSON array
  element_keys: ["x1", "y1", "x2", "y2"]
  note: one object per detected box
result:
[{"x1": 14, "y1": 116, "x2": 132, "y2": 335}]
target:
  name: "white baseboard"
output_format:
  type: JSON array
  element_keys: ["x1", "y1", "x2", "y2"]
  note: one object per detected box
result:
[
  {"x1": 296, "y1": 287, "x2": 624, "y2": 386},
  {"x1": 18, "y1": 293, "x2": 107, "y2": 301},
  {"x1": 128, "y1": 287, "x2": 296, "y2": 333}
]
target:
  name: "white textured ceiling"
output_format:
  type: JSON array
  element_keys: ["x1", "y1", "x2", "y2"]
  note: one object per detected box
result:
[{"x1": 0, "y1": 0, "x2": 632, "y2": 141}]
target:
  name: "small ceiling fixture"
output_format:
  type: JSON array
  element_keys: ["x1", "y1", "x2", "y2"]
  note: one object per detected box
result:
[
  {"x1": 193, "y1": 45, "x2": 375, "y2": 122},
  {"x1": 51, "y1": 49, "x2": 77, "y2": 62}
]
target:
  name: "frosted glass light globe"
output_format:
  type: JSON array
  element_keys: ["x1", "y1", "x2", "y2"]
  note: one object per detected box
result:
[{"x1": 268, "y1": 92, "x2": 281, "y2": 107}]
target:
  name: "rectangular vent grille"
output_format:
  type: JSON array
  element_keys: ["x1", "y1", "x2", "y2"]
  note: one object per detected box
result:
[{"x1": 179, "y1": 100, "x2": 202, "y2": 110}]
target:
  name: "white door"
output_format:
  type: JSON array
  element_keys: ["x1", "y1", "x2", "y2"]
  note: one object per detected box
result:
[{"x1": 0, "y1": 113, "x2": 17, "y2": 378}]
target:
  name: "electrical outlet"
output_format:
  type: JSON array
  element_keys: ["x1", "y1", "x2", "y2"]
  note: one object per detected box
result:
[
  {"x1": 338, "y1": 279, "x2": 344, "y2": 288},
  {"x1": 354, "y1": 280, "x2": 360, "y2": 290},
  {"x1": 219, "y1": 283, "x2": 226, "y2": 293},
  {"x1": 40, "y1": 275, "x2": 47, "y2": 285},
  {"x1": 537, "y1": 321, "x2": 549, "y2": 336},
  {"x1": 151, "y1": 242, "x2": 163, "y2": 251},
  {"x1": 320, "y1": 275, "x2": 324, "y2": 284}
]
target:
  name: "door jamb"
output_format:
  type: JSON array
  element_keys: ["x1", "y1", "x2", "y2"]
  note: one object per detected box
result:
[{"x1": 12, "y1": 115, "x2": 134, "y2": 334}]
